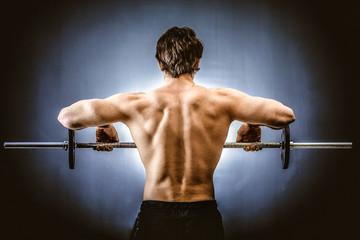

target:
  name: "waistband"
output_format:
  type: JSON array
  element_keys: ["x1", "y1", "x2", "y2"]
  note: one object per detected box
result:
[{"x1": 141, "y1": 200, "x2": 217, "y2": 210}]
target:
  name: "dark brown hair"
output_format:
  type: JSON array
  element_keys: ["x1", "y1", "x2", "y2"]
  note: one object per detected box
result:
[{"x1": 155, "y1": 27, "x2": 203, "y2": 78}]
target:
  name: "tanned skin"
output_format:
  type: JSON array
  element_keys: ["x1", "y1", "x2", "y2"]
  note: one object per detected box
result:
[{"x1": 58, "y1": 64, "x2": 295, "y2": 202}]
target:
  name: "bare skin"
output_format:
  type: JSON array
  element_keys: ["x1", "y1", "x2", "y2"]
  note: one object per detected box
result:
[{"x1": 58, "y1": 71, "x2": 295, "y2": 202}]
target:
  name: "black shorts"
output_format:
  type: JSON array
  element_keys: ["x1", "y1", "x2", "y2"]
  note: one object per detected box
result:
[{"x1": 130, "y1": 200, "x2": 224, "y2": 240}]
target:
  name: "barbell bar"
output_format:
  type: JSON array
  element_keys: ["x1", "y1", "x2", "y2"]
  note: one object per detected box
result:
[{"x1": 3, "y1": 126, "x2": 352, "y2": 170}]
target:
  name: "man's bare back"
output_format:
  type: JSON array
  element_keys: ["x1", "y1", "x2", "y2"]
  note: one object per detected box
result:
[
  {"x1": 58, "y1": 73, "x2": 295, "y2": 202},
  {"x1": 126, "y1": 76, "x2": 232, "y2": 202}
]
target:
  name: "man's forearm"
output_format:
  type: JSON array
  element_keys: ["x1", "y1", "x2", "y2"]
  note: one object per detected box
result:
[
  {"x1": 246, "y1": 122, "x2": 291, "y2": 130},
  {"x1": 245, "y1": 113, "x2": 294, "y2": 130}
]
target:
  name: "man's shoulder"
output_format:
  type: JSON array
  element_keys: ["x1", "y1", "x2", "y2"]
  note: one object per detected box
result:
[
  {"x1": 107, "y1": 92, "x2": 148, "y2": 108},
  {"x1": 208, "y1": 87, "x2": 227, "y2": 94},
  {"x1": 111, "y1": 92, "x2": 146, "y2": 100},
  {"x1": 208, "y1": 87, "x2": 243, "y2": 97}
]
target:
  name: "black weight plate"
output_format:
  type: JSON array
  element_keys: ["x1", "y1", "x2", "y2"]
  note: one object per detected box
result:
[
  {"x1": 68, "y1": 129, "x2": 75, "y2": 169},
  {"x1": 281, "y1": 126, "x2": 290, "y2": 169}
]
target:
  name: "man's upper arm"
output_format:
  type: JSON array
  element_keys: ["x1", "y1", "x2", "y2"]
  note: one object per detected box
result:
[
  {"x1": 104, "y1": 93, "x2": 139, "y2": 121},
  {"x1": 88, "y1": 94, "x2": 131, "y2": 124},
  {"x1": 213, "y1": 88, "x2": 295, "y2": 129},
  {"x1": 58, "y1": 92, "x2": 144, "y2": 129}
]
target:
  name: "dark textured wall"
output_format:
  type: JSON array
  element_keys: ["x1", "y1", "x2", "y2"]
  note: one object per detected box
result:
[{"x1": 1, "y1": 0, "x2": 359, "y2": 239}]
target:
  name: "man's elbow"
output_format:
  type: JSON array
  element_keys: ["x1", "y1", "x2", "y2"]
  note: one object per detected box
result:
[
  {"x1": 289, "y1": 109, "x2": 296, "y2": 124},
  {"x1": 58, "y1": 108, "x2": 71, "y2": 128},
  {"x1": 57, "y1": 108, "x2": 81, "y2": 130},
  {"x1": 266, "y1": 106, "x2": 295, "y2": 129},
  {"x1": 278, "y1": 107, "x2": 295, "y2": 127}
]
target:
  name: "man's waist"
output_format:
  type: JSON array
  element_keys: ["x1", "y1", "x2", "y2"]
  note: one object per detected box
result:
[
  {"x1": 144, "y1": 177, "x2": 215, "y2": 200},
  {"x1": 140, "y1": 200, "x2": 218, "y2": 210}
]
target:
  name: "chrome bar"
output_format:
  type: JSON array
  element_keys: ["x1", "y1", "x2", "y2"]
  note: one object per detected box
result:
[
  {"x1": 290, "y1": 142, "x2": 352, "y2": 149},
  {"x1": 3, "y1": 142, "x2": 68, "y2": 150}
]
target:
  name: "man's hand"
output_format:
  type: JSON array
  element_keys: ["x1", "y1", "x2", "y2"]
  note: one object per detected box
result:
[
  {"x1": 236, "y1": 123, "x2": 262, "y2": 152},
  {"x1": 93, "y1": 124, "x2": 119, "y2": 152}
]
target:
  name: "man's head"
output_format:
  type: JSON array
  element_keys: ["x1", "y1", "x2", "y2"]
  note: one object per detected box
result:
[{"x1": 156, "y1": 27, "x2": 203, "y2": 78}]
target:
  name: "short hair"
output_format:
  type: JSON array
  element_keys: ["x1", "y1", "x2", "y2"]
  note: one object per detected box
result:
[{"x1": 155, "y1": 27, "x2": 203, "y2": 78}]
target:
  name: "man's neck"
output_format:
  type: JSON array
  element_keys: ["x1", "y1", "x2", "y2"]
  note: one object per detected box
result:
[{"x1": 163, "y1": 73, "x2": 195, "y2": 86}]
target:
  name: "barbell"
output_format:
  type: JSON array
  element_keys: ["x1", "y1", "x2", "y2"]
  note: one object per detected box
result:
[{"x1": 3, "y1": 126, "x2": 352, "y2": 170}]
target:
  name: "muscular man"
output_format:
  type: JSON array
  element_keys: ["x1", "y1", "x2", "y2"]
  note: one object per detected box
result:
[{"x1": 58, "y1": 27, "x2": 295, "y2": 240}]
